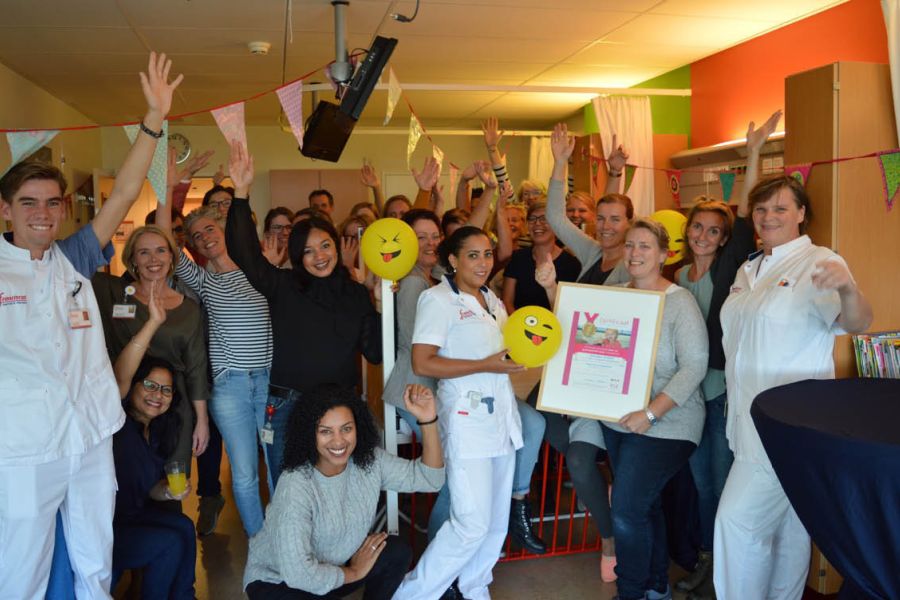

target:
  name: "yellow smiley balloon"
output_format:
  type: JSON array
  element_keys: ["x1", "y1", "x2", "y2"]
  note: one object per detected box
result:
[
  {"x1": 650, "y1": 209, "x2": 687, "y2": 265},
  {"x1": 360, "y1": 217, "x2": 418, "y2": 281},
  {"x1": 503, "y1": 306, "x2": 563, "y2": 368}
]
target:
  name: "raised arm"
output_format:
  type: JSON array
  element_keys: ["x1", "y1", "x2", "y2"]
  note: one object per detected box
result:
[
  {"x1": 740, "y1": 110, "x2": 782, "y2": 217},
  {"x1": 493, "y1": 181, "x2": 515, "y2": 264},
  {"x1": 604, "y1": 133, "x2": 628, "y2": 195},
  {"x1": 411, "y1": 156, "x2": 440, "y2": 211},
  {"x1": 360, "y1": 162, "x2": 385, "y2": 215},
  {"x1": 92, "y1": 52, "x2": 183, "y2": 247},
  {"x1": 456, "y1": 162, "x2": 480, "y2": 212},
  {"x1": 466, "y1": 161, "x2": 496, "y2": 230},
  {"x1": 114, "y1": 280, "x2": 167, "y2": 398},
  {"x1": 482, "y1": 117, "x2": 510, "y2": 188}
]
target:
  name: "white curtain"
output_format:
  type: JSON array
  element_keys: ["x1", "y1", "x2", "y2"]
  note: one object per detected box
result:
[
  {"x1": 883, "y1": 0, "x2": 900, "y2": 146},
  {"x1": 592, "y1": 95, "x2": 655, "y2": 217},
  {"x1": 528, "y1": 136, "x2": 555, "y2": 191}
]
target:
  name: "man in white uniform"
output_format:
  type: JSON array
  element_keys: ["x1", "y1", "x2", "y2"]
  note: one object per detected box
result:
[{"x1": 0, "y1": 52, "x2": 182, "y2": 599}]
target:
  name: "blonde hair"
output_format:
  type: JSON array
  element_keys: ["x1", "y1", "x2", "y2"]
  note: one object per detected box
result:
[{"x1": 122, "y1": 225, "x2": 178, "y2": 280}]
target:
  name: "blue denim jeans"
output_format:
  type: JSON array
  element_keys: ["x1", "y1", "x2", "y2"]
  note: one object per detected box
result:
[
  {"x1": 397, "y1": 406, "x2": 451, "y2": 541},
  {"x1": 601, "y1": 424, "x2": 695, "y2": 600},
  {"x1": 265, "y1": 388, "x2": 301, "y2": 489},
  {"x1": 209, "y1": 367, "x2": 271, "y2": 536},
  {"x1": 513, "y1": 400, "x2": 546, "y2": 496},
  {"x1": 688, "y1": 393, "x2": 733, "y2": 551}
]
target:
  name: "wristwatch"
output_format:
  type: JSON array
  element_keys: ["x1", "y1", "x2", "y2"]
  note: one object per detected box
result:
[{"x1": 645, "y1": 409, "x2": 659, "y2": 426}]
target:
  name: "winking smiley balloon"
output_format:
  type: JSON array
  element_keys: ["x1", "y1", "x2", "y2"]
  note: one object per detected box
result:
[
  {"x1": 360, "y1": 217, "x2": 418, "y2": 281},
  {"x1": 503, "y1": 306, "x2": 563, "y2": 368},
  {"x1": 650, "y1": 209, "x2": 687, "y2": 265}
]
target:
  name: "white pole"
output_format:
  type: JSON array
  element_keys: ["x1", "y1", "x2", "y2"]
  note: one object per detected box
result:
[{"x1": 380, "y1": 277, "x2": 400, "y2": 535}]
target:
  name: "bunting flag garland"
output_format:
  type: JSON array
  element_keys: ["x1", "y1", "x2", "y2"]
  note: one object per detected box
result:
[
  {"x1": 784, "y1": 163, "x2": 813, "y2": 187},
  {"x1": 624, "y1": 164, "x2": 637, "y2": 193},
  {"x1": 407, "y1": 115, "x2": 424, "y2": 169},
  {"x1": 123, "y1": 121, "x2": 169, "y2": 205},
  {"x1": 877, "y1": 150, "x2": 900, "y2": 210},
  {"x1": 276, "y1": 81, "x2": 305, "y2": 149},
  {"x1": 718, "y1": 171, "x2": 736, "y2": 201},
  {"x1": 4, "y1": 130, "x2": 59, "y2": 175},
  {"x1": 665, "y1": 169, "x2": 682, "y2": 207},
  {"x1": 384, "y1": 67, "x2": 402, "y2": 126},
  {"x1": 211, "y1": 102, "x2": 247, "y2": 150}
]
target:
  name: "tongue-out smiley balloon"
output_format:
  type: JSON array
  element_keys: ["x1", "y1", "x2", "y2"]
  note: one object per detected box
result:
[
  {"x1": 650, "y1": 209, "x2": 687, "y2": 265},
  {"x1": 503, "y1": 306, "x2": 563, "y2": 368},
  {"x1": 360, "y1": 217, "x2": 418, "y2": 281}
]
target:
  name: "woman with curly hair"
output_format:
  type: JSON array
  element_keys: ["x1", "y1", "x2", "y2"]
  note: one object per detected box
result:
[{"x1": 243, "y1": 384, "x2": 444, "y2": 599}]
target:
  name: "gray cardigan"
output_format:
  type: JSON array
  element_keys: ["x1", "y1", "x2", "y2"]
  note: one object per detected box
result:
[
  {"x1": 604, "y1": 285, "x2": 708, "y2": 445},
  {"x1": 243, "y1": 448, "x2": 444, "y2": 594},
  {"x1": 546, "y1": 178, "x2": 630, "y2": 285}
]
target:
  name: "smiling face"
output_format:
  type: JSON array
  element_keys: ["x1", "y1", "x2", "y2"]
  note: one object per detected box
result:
[
  {"x1": 752, "y1": 187, "x2": 805, "y2": 252},
  {"x1": 302, "y1": 228, "x2": 338, "y2": 278},
  {"x1": 503, "y1": 305, "x2": 563, "y2": 367},
  {"x1": 129, "y1": 367, "x2": 174, "y2": 425},
  {"x1": 207, "y1": 190, "x2": 232, "y2": 218},
  {"x1": 527, "y1": 208, "x2": 555, "y2": 246},
  {"x1": 188, "y1": 217, "x2": 227, "y2": 261},
  {"x1": 687, "y1": 210, "x2": 728, "y2": 260},
  {"x1": 413, "y1": 218, "x2": 440, "y2": 271},
  {"x1": 595, "y1": 201, "x2": 630, "y2": 250},
  {"x1": 1, "y1": 179, "x2": 65, "y2": 258},
  {"x1": 269, "y1": 215, "x2": 292, "y2": 247},
  {"x1": 448, "y1": 233, "x2": 493, "y2": 292},
  {"x1": 566, "y1": 197, "x2": 591, "y2": 229},
  {"x1": 132, "y1": 232, "x2": 174, "y2": 282},
  {"x1": 315, "y1": 406, "x2": 357, "y2": 476},
  {"x1": 624, "y1": 227, "x2": 667, "y2": 281},
  {"x1": 505, "y1": 207, "x2": 526, "y2": 239}
]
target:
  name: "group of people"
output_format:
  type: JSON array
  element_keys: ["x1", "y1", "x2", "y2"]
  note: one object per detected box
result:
[{"x1": 0, "y1": 53, "x2": 873, "y2": 600}]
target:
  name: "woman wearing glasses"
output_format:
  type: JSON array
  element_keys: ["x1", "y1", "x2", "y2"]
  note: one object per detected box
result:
[
  {"x1": 262, "y1": 207, "x2": 294, "y2": 268},
  {"x1": 110, "y1": 282, "x2": 197, "y2": 599}
]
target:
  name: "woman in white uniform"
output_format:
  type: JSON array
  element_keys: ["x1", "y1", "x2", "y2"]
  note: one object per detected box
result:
[
  {"x1": 392, "y1": 226, "x2": 525, "y2": 600},
  {"x1": 714, "y1": 175, "x2": 872, "y2": 600}
]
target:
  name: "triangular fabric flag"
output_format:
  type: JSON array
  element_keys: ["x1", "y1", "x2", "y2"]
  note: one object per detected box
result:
[
  {"x1": 276, "y1": 81, "x2": 304, "y2": 150},
  {"x1": 877, "y1": 150, "x2": 900, "y2": 210},
  {"x1": 123, "y1": 121, "x2": 169, "y2": 205},
  {"x1": 623, "y1": 164, "x2": 637, "y2": 193},
  {"x1": 432, "y1": 145, "x2": 444, "y2": 169},
  {"x1": 211, "y1": 102, "x2": 248, "y2": 150},
  {"x1": 719, "y1": 171, "x2": 736, "y2": 201},
  {"x1": 784, "y1": 163, "x2": 813, "y2": 187},
  {"x1": 4, "y1": 130, "x2": 59, "y2": 175},
  {"x1": 407, "y1": 115, "x2": 424, "y2": 169},
  {"x1": 665, "y1": 169, "x2": 682, "y2": 207},
  {"x1": 384, "y1": 67, "x2": 402, "y2": 126},
  {"x1": 448, "y1": 163, "x2": 460, "y2": 205}
]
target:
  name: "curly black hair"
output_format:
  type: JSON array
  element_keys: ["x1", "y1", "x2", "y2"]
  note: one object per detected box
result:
[{"x1": 281, "y1": 384, "x2": 381, "y2": 474}]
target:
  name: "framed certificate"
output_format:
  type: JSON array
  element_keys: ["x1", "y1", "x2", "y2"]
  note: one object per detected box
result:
[{"x1": 536, "y1": 282, "x2": 665, "y2": 422}]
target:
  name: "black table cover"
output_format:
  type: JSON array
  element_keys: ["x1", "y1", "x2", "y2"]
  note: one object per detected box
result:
[{"x1": 751, "y1": 378, "x2": 900, "y2": 600}]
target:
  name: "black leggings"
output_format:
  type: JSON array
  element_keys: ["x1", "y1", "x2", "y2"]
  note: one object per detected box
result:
[
  {"x1": 529, "y1": 385, "x2": 613, "y2": 538},
  {"x1": 246, "y1": 536, "x2": 411, "y2": 600}
]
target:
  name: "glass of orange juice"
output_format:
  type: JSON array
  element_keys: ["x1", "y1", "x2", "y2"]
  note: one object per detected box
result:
[{"x1": 164, "y1": 460, "x2": 187, "y2": 497}]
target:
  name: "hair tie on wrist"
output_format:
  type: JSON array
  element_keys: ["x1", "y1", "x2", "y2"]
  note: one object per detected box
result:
[
  {"x1": 416, "y1": 416, "x2": 438, "y2": 426},
  {"x1": 140, "y1": 122, "x2": 164, "y2": 139}
]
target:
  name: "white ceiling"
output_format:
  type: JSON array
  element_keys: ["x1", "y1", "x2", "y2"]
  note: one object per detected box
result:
[{"x1": 0, "y1": 0, "x2": 846, "y2": 130}]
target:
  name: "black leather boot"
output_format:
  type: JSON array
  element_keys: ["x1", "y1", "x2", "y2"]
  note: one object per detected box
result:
[{"x1": 508, "y1": 497, "x2": 547, "y2": 554}]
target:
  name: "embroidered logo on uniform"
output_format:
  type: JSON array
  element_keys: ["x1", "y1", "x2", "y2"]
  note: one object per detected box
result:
[
  {"x1": 0, "y1": 292, "x2": 27, "y2": 306},
  {"x1": 777, "y1": 278, "x2": 791, "y2": 287},
  {"x1": 730, "y1": 286, "x2": 743, "y2": 294},
  {"x1": 457, "y1": 410, "x2": 469, "y2": 416},
  {"x1": 459, "y1": 309, "x2": 476, "y2": 320}
]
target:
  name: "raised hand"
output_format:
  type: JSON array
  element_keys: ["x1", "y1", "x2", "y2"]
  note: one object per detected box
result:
[
  {"x1": 551, "y1": 123, "x2": 576, "y2": 163},
  {"x1": 474, "y1": 160, "x2": 497, "y2": 188},
  {"x1": 147, "y1": 280, "x2": 167, "y2": 326},
  {"x1": 139, "y1": 51, "x2": 183, "y2": 119},
  {"x1": 461, "y1": 161, "x2": 479, "y2": 182},
  {"x1": 341, "y1": 236, "x2": 359, "y2": 270},
  {"x1": 607, "y1": 133, "x2": 629, "y2": 173},
  {"x1": 228, "y1": 140, "x2": 254, "y2": 197},
  {"x1": 412, "y1": 156, "x2": 441, "y2": 191},
  {"x1": 482, "y1": 117, "x2": 504, "y2": 149},
  {"x1": 262, "y1": 234, "x2": 286, "y2": 267},
  {"x1": 212, "y1": 164, "x2": 227, "y2": 187},
  {"x1": 746, "y1": 110, "x2": 783, "y2": 152},
  {"x1": 403, "y1": 384, "x2": 437, "y2": 423},
  {"x1": 497, "y1": 180, "x2": 514, "y2": 209},
  {"x1": 177, "y1": 149, "x2": 214, "y2": 182},
  {"x1": 360, "y1": 162, "x2": 381, "y2": 188},
  {"x1": 534, "y1": 252, "x2": 557, "y2": 290}
]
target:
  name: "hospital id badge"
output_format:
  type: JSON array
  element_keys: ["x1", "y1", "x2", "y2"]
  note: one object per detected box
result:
[
  {"x1": 467, "y1": 390, "x2": 483, "y2": 410},
  {"x1": 68, "y1": 309, "x2": 92, "y2": 329},
  {"x1": 112, "y1": 303, "x2": 137, "y2": 319},
  {"x1": 260, "y1": 422, "x2": 275, "y2": 445}
]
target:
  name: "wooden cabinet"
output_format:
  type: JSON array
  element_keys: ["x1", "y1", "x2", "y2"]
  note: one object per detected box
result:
[
  {"x1": 269, "y1": 169, "x2": 369, "y2": 227},
  {"x1": 785, "y1": 62, "x2": 900, "y2": 378}
]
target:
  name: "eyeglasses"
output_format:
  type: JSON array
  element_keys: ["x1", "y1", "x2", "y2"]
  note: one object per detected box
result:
[
  {"x1": 209, "y1": 199, "x2": 232, "y2": 210},
  {"x1": 172, "y1": 226, "x2": 185, "y2": 234},
  {"x1": 270, "y1": 224, "x2": 292, "y2": 233},
  {"x1": 527, "y1": 215, "x2": 548, "y2": 224},
  {"x1": 142, "y1": 379, "x2": 174, "y2": 397}
]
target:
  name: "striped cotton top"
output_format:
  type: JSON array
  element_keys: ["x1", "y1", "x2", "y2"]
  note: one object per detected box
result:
[{"x1": 175, "y1": 250, "x2": 273, "y2": 375}]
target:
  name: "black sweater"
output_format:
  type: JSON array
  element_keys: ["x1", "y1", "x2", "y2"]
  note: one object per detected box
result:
[
  {"x1": 706, "y1": 216, "x2": 756, "y2": 370},
  {"x1": 226, "y1": 198, "x2": 382, "y2": 392}
]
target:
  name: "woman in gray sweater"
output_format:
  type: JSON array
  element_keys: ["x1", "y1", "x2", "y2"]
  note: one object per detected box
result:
[{"x1": 243, "y1": 384, "x2": 444, "y2": 599}]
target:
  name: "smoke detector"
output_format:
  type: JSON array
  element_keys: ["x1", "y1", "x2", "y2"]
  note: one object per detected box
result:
[{"x1": 247, "y1": 41, "x2": 271, "y2": 55}]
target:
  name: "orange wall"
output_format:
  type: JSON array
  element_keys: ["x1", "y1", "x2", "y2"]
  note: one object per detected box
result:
[{"x1": 691, "y1": 0, "x2": 889, "y2": 148}]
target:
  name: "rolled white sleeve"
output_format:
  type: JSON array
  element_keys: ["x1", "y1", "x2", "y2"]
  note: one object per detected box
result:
[{"x1": 412, "y1": 290, "x2": 451, "y2": 348}]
